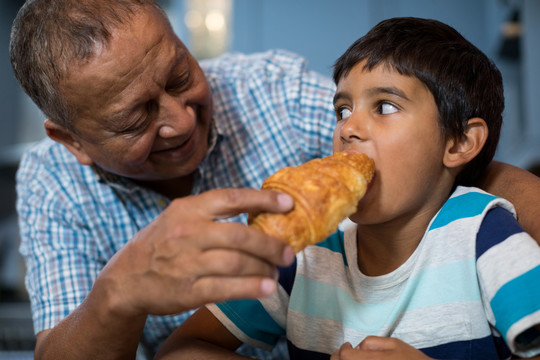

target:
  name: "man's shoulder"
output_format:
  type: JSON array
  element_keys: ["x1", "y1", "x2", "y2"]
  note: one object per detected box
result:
[
  {"x1": 200, "y1": 49, "x2": 308, "y2": 79},
  {"x1": 19, "y1": 138, "x2": 81, "y2": 173},
  {"x1": 17, "y1": 138, "x2": 96, "y2": 193}
]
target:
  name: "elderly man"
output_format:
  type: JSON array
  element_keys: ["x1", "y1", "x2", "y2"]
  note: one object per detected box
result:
[{"x1": 10, "y1": 0, "x2": 540, "y2": 359}]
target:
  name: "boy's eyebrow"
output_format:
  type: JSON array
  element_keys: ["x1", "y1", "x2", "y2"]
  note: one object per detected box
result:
[
  {"x1": 333, "y1": 92, "x2": 348, "y2": 106},
  {"x1": 367, "y1": 86, "x2": 411, "y2": 101},
  {"x1": 333, "y1": 86, "x2": 411, "y2": 106}
]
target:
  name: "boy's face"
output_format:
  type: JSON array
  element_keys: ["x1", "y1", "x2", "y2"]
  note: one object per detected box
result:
[{"x1": 333, "y1": 61, "x2": 453, "y2": 226}]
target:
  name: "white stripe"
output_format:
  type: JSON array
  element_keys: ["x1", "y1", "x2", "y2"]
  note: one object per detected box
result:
[
  {"x1": 287, "y1": 300, "x2": 492, "y2": 352},
  {"x1": 477, "y1": 232, "x2": 540, "y2": 301}
]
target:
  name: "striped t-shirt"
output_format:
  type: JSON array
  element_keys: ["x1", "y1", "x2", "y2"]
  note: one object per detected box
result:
[{"x1": 209, "y1": 186, "x2": 540, "y2": 359}]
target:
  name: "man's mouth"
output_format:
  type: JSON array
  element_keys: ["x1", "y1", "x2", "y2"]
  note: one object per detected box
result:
[{"x1": 151, "y1": 129, "x2": 197, "y2": 158}]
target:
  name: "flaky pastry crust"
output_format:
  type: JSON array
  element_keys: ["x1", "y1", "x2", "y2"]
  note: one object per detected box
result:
[{"x1": 249, "y1": 152, "x2": 375, "y2": 253}]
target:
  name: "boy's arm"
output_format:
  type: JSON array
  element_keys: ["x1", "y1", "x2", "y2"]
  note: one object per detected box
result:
[
  {"x1": 155, "y1": 307, "x2": 248, "y2": 360},
  {"x1": 478, "y1": 161, "x2": 540, "y2": 241}
]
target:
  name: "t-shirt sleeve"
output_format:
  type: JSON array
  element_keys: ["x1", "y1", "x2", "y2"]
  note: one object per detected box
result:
[
  {"x1": 206, "y1": 260, "x2": 296, "y2": 351},
  {"x1": 206, "y1": 299, "x2": 282, "y2": 352},
  {"x1": 476, "y1": 206, "x2": 540, "y2": 357}
]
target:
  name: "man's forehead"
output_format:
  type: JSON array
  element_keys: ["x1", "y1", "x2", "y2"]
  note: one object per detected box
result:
[{"x1": 63, "y1": 9, "x2": 186, "y2": 100}]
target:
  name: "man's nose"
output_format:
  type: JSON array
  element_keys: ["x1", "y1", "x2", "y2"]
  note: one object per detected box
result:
[{"x1": 158, "y1": 95, "x2": 196, "y2": 138}]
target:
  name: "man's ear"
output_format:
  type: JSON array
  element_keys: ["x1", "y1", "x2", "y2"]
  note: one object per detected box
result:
[
  {"x1": 443, "y1": 118, "x2": 488, "y2": 169},
  {"x1": 44, "y1": 119, "x2": 94, "y2": 166}
]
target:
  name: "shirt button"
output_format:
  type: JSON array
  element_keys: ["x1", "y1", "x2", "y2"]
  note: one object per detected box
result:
[{"x1": 157, "y1": 198, "x2": 169, "y2": 208}]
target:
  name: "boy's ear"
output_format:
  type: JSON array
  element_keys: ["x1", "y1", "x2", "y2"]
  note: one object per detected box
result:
[
  {"x1": 44, "y1": 119, "x2": 94, "y2": 166},
  {"x1": 443, "y1": 118, "x2": 488, "y2": 169}
]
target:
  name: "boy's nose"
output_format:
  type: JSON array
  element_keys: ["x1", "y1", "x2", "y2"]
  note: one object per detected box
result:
[{"x1": 339, "y1": 112, "x2": 368, "y2": 143}]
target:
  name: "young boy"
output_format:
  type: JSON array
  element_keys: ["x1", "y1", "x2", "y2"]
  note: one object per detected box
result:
[{"x1": 155, "y1": 18, "x2": 540, "y2": 360}]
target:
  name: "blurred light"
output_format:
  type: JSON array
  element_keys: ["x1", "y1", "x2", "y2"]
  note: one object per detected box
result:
[
  {"x1": 184, "y1": 10, "x2": 203, "y2": 30},
  {"x1": 205, "y1": 11, "x2": 225, "y2": 32}
]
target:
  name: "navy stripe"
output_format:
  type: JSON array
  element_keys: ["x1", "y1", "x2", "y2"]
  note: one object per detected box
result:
[
  {"x1": 476, "y1": 207, "x2": 524, "y2": 259},
  {"x1": 287, "y1": 340, "x2": 330, "y2": 360},
  {"x1": 422, "y1": 334, "x2": 511, "y2": 360},
  {"x1": 278, "y1": 259, "x2": 297, "y2": 295},
  {"x1": 286, "y1": 335, "x2": 510, "y2": 360}
]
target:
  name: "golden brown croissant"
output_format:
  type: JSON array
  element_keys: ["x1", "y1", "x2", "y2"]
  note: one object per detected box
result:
[{"x1": 249, "y1": 152, "x2": 375, "y2": 253}]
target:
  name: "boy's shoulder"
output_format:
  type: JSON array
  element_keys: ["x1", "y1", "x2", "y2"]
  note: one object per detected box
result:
[{"x1": 430, "y1": 186, "x2": 516, "y2": 231}]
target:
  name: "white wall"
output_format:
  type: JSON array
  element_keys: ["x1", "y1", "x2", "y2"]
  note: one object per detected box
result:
[{"x1": 227, "y1": 0, "x2": 539, "y2": 170}]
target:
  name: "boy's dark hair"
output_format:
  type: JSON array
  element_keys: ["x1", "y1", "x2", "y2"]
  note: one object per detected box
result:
[
  {"x1": 333, "y1": 17, "x2": 504, "y2": 186},
  {"x1": 10, "y1": 0, "x2": 168, "y2": 131}
]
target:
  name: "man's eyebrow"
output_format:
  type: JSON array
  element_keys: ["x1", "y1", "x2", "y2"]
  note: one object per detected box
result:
[
  {"x1": 109, "y1": 106, "x2": 135, "y2": 126},
  {"x1": 367, "y1": 86, "x2": 411, "y2": 101}
]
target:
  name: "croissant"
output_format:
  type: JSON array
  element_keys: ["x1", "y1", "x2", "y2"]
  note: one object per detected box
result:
[{"x1": 249, "y1": 152, "x2": 375, "y2": 253}]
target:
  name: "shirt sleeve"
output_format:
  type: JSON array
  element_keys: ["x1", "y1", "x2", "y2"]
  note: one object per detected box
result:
[
  {"x1": 16, "y1": 144, "x2": 107, "y2": 334},
  {"x1": 476, "y1": 206, "x2": 540, "y2": 357},
  {"x1": 295, "y1": 63, "x2": 336, "y2": 159}
]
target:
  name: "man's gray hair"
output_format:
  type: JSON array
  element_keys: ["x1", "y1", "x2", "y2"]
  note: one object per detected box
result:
[{"x1": 10, "y1": 0, "x2": 169, "y2": 130}]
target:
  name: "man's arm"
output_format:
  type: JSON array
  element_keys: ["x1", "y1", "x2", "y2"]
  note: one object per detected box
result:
[
  {"x1": 478, "y1": 161, "x2": 540, "y2": 241},
  {"x1": 33, "y1": 189, "x2": 295, "y2": 360},
  {"x1": 155, "y1": 307, "x2": 247, "y2": 360}
]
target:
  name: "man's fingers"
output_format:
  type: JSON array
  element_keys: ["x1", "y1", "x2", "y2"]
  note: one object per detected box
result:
[
  {"x1": 180, "y1": 188, "x2": 293, "y2": 221},
  {"x1": 191, "y1": 276, "x2": 279, "y2": 303},
  {"x1": 357, "y1": 336, "x2": 398, "y2": 351},
  {"x1": 195, "y1": 248, "x2": 279, "y2": 279},
  {"x1": 196, "y1": 221, "x2": 295, "y2": 267}
]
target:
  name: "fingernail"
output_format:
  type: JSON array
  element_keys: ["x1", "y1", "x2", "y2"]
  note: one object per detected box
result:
[
  {"x1": 273, "y1": 268, "x2": 279, "y2": 281},
  {"x1": 261, "y1": 279, "x2": 276, "y2": 295},
  {"x1": 282, "y1": 246, "x2": 295, "y2": 264},
  {"x1": 277, "y1": 193, "x2": 294, "y2": 209}
]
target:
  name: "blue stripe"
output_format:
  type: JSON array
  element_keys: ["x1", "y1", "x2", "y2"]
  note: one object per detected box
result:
[
  {"x1": 315, "y1": 230, "x2": 348, "y2": 266},
  {"x1": 476, "y1": 207, "x2": 523, "y2": 259},
  {"x1": 289, "y1": 275, "x2": 394, "y2": 332},
  {"x1": 289, "y1": 259, "x2": 479, "y2": 333},
  {"x1": 430, "y1": 191, "x2": 498, "y2": 230},
  {"x1": 216, "y1": 299, "x2": 284, "y2": 346},
  {"x1": 491, "y1": 264, "x2": 540, "y2": 338}
]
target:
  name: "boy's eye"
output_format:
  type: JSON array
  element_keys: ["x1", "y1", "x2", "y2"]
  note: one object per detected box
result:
[
  {"x1": 337, "y1": 108, "x2": 352, "y2": 121},
  {"x1": 379, "y1": 102, "x2": 398, "y2": 115}
]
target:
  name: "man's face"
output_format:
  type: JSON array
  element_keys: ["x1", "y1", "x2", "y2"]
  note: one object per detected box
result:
[{"x1": 58, "y1": 6, "x2": 213, "y2": 182}]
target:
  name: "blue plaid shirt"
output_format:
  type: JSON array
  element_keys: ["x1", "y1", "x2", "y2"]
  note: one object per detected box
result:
[{"x1": 17, "y1": 50, "x2": 336, "y2": 358}]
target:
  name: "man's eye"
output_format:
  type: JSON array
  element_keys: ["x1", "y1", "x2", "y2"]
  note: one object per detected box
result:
[
  {"x1": 126, "y1": 118, "x2": 148, "y2": 133},
  {"x1": 166, "y1": 74, "x2": 190, "y2": 94},
  {"x1": 379, "y1": 102, "x2": 398, "y2": 115},
  {"x1": 337, "y1": 108, "x2": 352, "y2": 121}
]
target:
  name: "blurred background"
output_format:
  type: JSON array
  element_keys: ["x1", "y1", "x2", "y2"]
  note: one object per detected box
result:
[{"x1": 1, "y1": 0, "x2": 539, "y2": 358}]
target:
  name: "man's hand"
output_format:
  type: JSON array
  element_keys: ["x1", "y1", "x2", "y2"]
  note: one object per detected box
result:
[
  {"x1": 35, "y1": 188, "x2": 295, "y2": 360},
  {"x1": 96, "y1": 187, "x2": 295, "y2": 318},
  {"x1": 331, "y1": 337, "x2": 433, "y2": 360}
]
